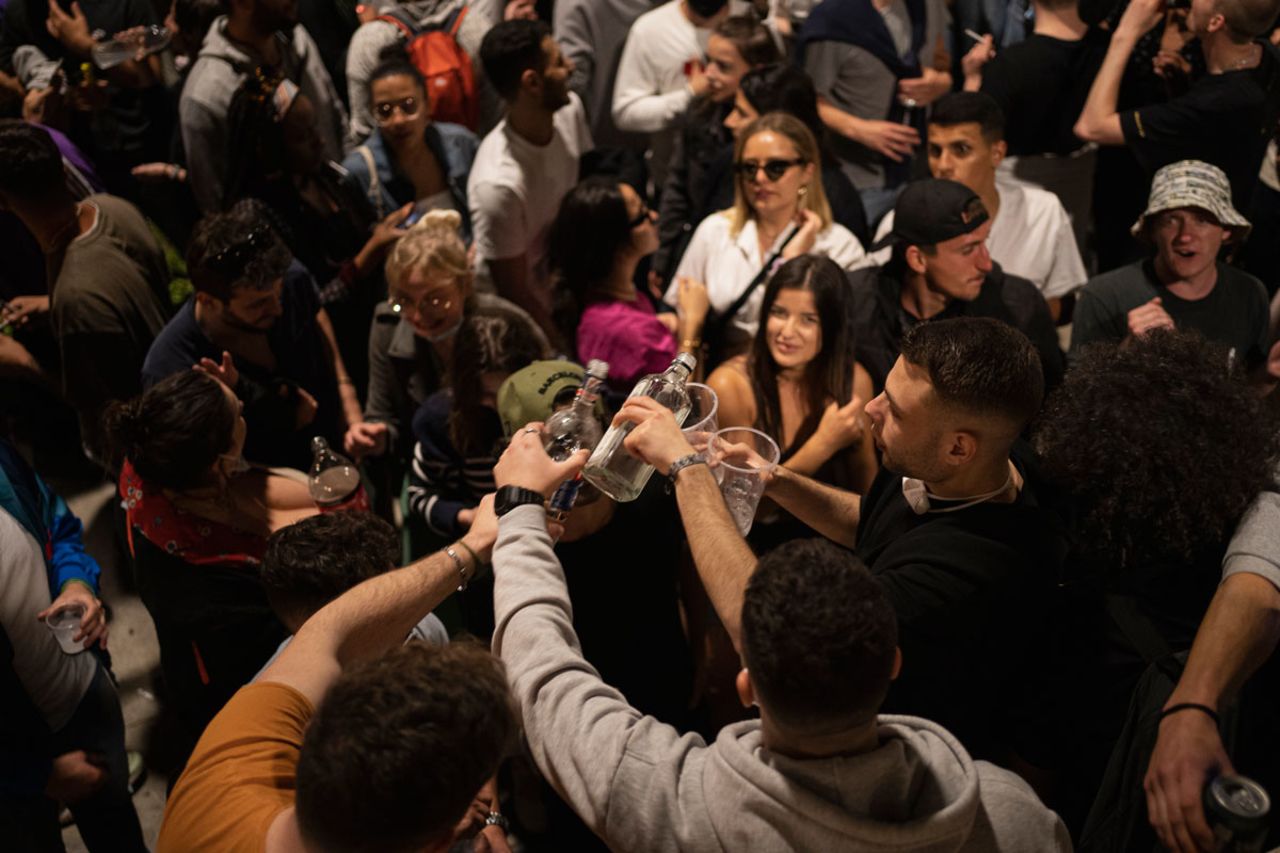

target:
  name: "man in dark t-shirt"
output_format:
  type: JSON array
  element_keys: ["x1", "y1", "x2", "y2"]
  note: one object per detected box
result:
[
  {"x1": 142, "y1": 202, "x2": 359, "y2": 470},
  {"x1": 850, "y1": 178, "x2": 1064, "y2": 392},
  {"x1": 617, "y1": 317, "x2": 1064, "y2": 764},
  {"x1": 1074, "y1": 0, "x2": 1280, "y2": 210},
  {"x1": 1071, "y1": 159, "x2": 1270, "y2": 368}
]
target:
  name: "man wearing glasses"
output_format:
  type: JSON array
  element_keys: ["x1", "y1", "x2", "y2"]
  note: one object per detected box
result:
[{"x1": 142, "y1": 201, "x2": 362, "y2": 470}]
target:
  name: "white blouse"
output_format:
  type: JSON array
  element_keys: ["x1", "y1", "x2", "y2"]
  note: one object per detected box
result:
[{"x1": 666, "y1": 211, "x2": 871, "y2": 347}]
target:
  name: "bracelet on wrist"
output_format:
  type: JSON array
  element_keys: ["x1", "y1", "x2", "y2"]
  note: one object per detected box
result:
[
  {"x1": 666, "y1": 453, "x2": 707, "y2": 493},
  {"x1": 1159, "y1": 702, "x2": 1219, "y2": 725},
  {"x1": 444, "y1": 544, "x2": 473, "y2": 591}
]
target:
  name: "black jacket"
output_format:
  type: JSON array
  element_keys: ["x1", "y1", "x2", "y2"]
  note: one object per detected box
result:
[{"x1": 848, "y1": 261, "x2": 1065, "y2": 391}]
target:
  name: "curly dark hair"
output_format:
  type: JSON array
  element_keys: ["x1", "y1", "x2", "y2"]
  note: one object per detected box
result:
[
  {"x1": 261, "y1": 513, "x2": 401, "y2": 630},
  {"x1": 296, "y1": 640, "x2": 518, "y2": 852},
  {"x1": 1034, "y1": 329, "x2": 1280, "y2": 570},
  {"x1": 741, "y1": 539, "x2": 898, "y2": 732}
]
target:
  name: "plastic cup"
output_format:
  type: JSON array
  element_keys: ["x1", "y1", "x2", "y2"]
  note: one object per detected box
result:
[
  {"x1": 682, "y1": 383, "x2": 719, "y2": 457},
  {"x1": 45, "y1": 603, "x2": 86, "y2": 654},
  {"x1": 710, "y1": 427, "x2": 780, "y2": 536}
]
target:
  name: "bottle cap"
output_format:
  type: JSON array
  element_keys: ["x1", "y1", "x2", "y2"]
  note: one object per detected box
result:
[{"x1": 673, "y1": 351, "x2": 697, "y2": 372}]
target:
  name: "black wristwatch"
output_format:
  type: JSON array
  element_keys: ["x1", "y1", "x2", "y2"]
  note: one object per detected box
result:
[{"x1": 495, "y1": 485, "x2": 545, "y2": 516}]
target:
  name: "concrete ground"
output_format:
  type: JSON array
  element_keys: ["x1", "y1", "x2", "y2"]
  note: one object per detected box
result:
[{"x1": 55, "y1": 478, "x2": 171, "y2": 852}]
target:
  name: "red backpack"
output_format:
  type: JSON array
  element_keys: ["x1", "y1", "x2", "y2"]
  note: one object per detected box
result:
[{"x1": 378, "y1": 5, "x2": 479, "y2": 131}]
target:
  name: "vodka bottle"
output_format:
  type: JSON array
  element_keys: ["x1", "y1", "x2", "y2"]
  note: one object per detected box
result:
[
  {"x1": 308, "y1": 437, "x2": 369, "y2": 512},
  {"x1": 91, "y1": 25, "x2": 171, "y2": 70},
  {"x1": 582, "y1": 352, "x2": 696, "y2": 502},
  {"x1": 545, "y1": 360, "x2": 609, "y2": 517}
]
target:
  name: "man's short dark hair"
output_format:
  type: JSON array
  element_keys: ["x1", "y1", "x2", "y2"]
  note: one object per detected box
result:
[
  {"x1": 0, "y1": 120, "x2": 67, "y2": 201},
  {"x1": 741, "y1": 539, "x2": 897, "y2": 732},
  {"x1": 1220, "y1": 0, "x2": 1280, "y2": 38},
  {"x1": 261, "y1": 513, "x2": 401, "y2": 630},
  {"x1": 480, "y1": 19, "x2": 552, "y2": 101},
  {"x1": 900, "y1": 317, "x2": 1044, "y2": 434},
  {"x1": 296, "y1": 641, "x2": 518, "y2": 853},
  {"x1": 186, "y1": 199, "x2": 292, "y2": 300},
  {"x1": 688, "y1": 0, "x2": 729, "y2": 17},
  {"x1": 929, "y1": 92, "x2": 1006, "y2": 144}
]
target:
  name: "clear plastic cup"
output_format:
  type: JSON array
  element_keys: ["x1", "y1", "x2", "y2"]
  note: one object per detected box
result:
[
  {"x1": 681, "y1": 383, "x2": 719, "y2": 457},
  {"x1": 710, "y1": 427, "x2": 780, "y2": 536},
  {"x1": 45, "y1": 603, "x2": 86, "y2": 654}
]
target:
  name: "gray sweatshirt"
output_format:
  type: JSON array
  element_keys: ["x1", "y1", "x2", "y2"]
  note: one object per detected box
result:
[
  {"x1": 492, "y1": 506, "x2": 1074, "y2": 853},
  {"x1": 179, "y1": 16, "x2": 349, "y2": 212}
]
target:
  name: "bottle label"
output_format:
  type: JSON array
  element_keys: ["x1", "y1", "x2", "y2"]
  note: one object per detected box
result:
[
  {"x1": 317, "y1": 484, "x2": 370, "y2": 514},
  {"x1": 549, "y1": 475, "x2": 583, "y2": 513}
]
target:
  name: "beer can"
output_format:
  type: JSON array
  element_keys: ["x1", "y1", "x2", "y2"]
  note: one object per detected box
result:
[{"x1": 1203, "y1": 774, "x2": 1270, "y2": 853}]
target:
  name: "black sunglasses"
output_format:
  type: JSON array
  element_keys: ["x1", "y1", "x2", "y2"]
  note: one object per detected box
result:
[
  {"x1": 207, "y1": 227, "x2": 272, "y2": 276},
  {"x1": 735, "y1": 158, "x2": 806, "y2": 183},
  {"x1": 627, "y1": 203, "x2": 652, "y2": 228}
]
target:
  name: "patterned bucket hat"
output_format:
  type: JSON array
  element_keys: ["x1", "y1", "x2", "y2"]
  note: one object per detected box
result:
[{"x1": 1131, "y1": 160, "x2": 1252, "y2": 242}]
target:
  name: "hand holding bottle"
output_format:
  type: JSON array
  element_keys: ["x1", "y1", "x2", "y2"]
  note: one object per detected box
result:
[
  {"x1": 613, "y1": 396, "x2": 696, "y2": 477},
  {"x1": 494, "y1": 424, "x2": 589, "y2": 498}
]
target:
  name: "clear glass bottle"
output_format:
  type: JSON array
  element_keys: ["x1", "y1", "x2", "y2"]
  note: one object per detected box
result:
[
  {"x1": 544, "y1": 360, "x2": 609, "y2": 517},
  {"x1": 582, "y1": 352, "x2": 696, "y2": 502},
  {"x1": 91, "y1": 25, "x2": 171, "y2": 70},
  {"x1": 308, "y1": 437, "x2": 369, "y2": 512}
]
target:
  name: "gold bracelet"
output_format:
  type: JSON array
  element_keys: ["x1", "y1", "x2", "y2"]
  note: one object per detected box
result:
[{"x1": 681, "y1": 338, "x2": 701, "y2": 350}]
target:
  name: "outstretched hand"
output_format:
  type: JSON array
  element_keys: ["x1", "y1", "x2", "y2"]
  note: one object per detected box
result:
[
  {"x1": 194, "y1": 350, "x2": 239, "y2": 389},
  {"x1": 494, "y1": 424, "x2": 589, "y2": 497}
]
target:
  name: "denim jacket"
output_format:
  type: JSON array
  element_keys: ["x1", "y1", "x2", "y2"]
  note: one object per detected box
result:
[{"x1": 342, "y1": 121, "x2": 478, "y2": 241}]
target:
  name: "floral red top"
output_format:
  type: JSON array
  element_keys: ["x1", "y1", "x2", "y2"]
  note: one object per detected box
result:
[{"x1": 119, "y1": 459, "x2": 268, "y2": 567}]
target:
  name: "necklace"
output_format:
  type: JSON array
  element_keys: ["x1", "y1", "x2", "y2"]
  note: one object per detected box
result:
[
  {"x1": 901, "y1": 466, "x2": 1017, "y2": 515},
  {"x1": 1225, "y1": 44, "x2": 1260, "y2": 71}
]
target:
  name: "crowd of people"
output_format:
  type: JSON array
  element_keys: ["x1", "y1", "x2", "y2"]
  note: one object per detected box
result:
[{"x1": 3, "y1": 0, "x2": 1280, "y2": 849}]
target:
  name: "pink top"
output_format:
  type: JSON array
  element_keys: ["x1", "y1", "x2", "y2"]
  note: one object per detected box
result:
[{"x1": 576, "y1": 296, "x2": 678, "y2": 391}]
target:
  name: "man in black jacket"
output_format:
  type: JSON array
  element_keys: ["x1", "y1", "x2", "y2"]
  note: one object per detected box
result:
[{"x1": 849, "y1": 178, "x2": 1064, "y2": 391}]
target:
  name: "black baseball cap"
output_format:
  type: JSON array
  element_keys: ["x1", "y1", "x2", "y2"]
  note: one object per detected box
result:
[{"x1": 870, "y1": 179, "x2": 989, "y2": 251}]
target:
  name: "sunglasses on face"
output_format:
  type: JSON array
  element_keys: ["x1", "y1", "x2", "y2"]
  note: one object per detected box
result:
[
  {"x1": 734, "y1": 158, "x2": 806, "y2": 183},
  {"x1": 374, "y1": 96, "x2": 421, "y2": 123},
  {"x1": 628, "y1": 203, "x2": 652, "y2": 228},
  {"x1": 389, "y1": 290, "x2": 453, "y2": 317}
]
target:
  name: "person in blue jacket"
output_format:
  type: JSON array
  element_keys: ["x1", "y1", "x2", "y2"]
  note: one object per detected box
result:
[{"x1": 0, "y1": 438, "x2": 145, "y2": 852}]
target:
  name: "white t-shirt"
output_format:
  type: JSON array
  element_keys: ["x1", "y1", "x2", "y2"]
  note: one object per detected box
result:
[
  {"x1": 870, "y1": 178, "x2": 1086, "y2": 299},
  {"x1": 666, "y1": 211, "x2": 871, "y2": 345},
  {"x1": 0, "y1": 510, "x2": 97, "y2": 733},
  {"x1": 468, "y1": 93, "x2": 593, "y2": 314}
]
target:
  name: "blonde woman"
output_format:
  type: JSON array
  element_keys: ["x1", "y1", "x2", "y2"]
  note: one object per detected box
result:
[
  {"x1": 343, "y1": 210, "x2": 548, "y2": 460},
  {"x1": 664, "y1": 112, "x2": 871, "y2": 362}
]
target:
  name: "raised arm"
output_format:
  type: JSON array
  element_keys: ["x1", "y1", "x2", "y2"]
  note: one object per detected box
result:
[
  {"x1": 1075, "y1": 0, "x2": 1163, "y2": 145},
  {"x1": 614, "y1": 397, "x2": 760, "y2": 651},
  {"x1": 1144, "y1": 488, "x2": 1280, "y2": 853},
  {"x1": 257, "y1": 498, "x2": 496, "y2": 707}
]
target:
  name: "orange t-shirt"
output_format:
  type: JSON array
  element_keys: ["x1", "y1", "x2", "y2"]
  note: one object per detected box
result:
[{"x1": 157, "y1": 681, "x2": 314, "y2": 853}]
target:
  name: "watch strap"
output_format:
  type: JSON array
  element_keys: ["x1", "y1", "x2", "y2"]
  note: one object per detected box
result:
[{"x1": 495, "y1": 485, "x2": 545, "y2": 516}]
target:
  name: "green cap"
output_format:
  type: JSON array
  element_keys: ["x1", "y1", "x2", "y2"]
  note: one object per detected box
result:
[{"x1": 496, "y1": 359, "x2": 585, "y2": 437}]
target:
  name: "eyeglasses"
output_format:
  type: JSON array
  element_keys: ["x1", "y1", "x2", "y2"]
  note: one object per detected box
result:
[
  {"x1": 374, "y1": 96, "x2": 422, "y2": 124},
  {"x1": 627, "y1": 203, "x2": 652, "y2": 228},
  {"x1": 389, "y1": 290, "x2": 453, "y2": 316},
  {"x1": 207, "y1": 227, "x2": 271, "y2": 277},
  {"x1": 734, "y1": 158, "x2": 806, "y2": 183}
]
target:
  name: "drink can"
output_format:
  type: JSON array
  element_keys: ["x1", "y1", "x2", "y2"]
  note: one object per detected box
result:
[
  {"x1": 1204, "y1": 774, "x2": 1270, "y2": 852},
  {"x1": 549, "y1": 475, "x2": 583, "y2": 515}
]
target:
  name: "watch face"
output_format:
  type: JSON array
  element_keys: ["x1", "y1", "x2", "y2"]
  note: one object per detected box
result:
[{"x1": 496, "y1": 486, "x2": 540, "y2": 515}]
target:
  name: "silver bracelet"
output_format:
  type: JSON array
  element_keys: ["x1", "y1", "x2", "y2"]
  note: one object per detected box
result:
[
  {"x1": 445, "y1": 545, "x2": 471, "y2": 591},
  {"x1": 666, "y1": 453, "x2": 707, "y2": 492}
]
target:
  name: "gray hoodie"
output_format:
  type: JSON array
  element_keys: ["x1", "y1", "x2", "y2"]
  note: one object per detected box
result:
[
  {"x1": 492, "y1": 505, "x2": 1073, "y2": 853},
  {"x1": 179, "y1": 16, "x2": 349, "y2": 213}
]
